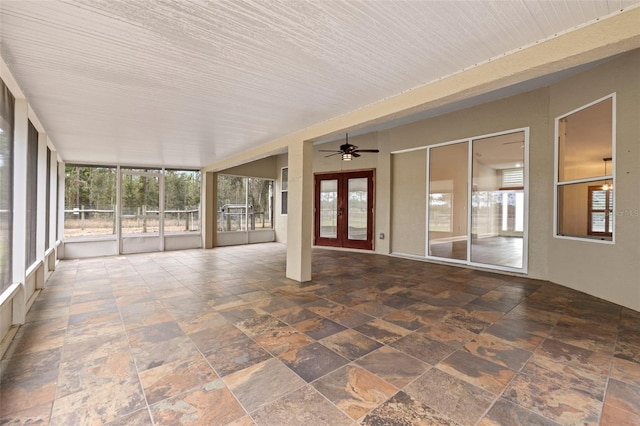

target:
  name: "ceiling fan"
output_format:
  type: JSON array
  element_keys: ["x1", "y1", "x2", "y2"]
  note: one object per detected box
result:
[{"x1": 319, "y1": 134, "x2": 379, "y2": 160}]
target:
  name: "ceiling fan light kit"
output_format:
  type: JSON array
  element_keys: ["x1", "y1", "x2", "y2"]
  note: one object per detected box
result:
[{"x1": 319, "y1": 133, "x2": 380, "y2": 161}]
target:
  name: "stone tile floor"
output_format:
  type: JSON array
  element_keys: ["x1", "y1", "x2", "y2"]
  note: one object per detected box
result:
[{"x1": 1, "y1": 243, "x2": 639, "y2": 425}]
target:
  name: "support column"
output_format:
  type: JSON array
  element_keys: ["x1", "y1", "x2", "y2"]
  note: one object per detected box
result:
[
  {"x1": 286, "y1": 140, "x2": 313, "y2": 282},
  {"x1": 34, "y1": 130, "x2": 47, "y2": 288},
  {"x1": 203, "y1": 171, "x2": 217, "y2": 249},
  {"x1": 11, "y1": 98, "x2": 28, "y2": 324},
  {"x1": 56, "y1": 160, "x2": 65, "y2": 259},
  {"x1": 47, "y1": 144, "x2": 58, "y2": 269}
]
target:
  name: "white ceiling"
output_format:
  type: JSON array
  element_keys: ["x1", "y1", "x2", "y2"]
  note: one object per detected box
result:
[{"x1": 1, "y1": 0, "x2": 637, "y2": 168}]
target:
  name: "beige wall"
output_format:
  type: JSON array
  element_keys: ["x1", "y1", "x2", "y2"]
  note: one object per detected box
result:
[
  {"x1": 384, "y1": 51, "x2": 639, "y2": 309},
  {"x1": 390, "y1": 151, "x2": 426, "y2": 256},
  {"x1": 220, "y1": 156, "x2": 278, "y2": 179},
  {"x1": 264, "y1": 49, "x2": 640, "y2": 310},
  {"x1": 547, "y1": 51, "x2": 640, "y2": 309}
]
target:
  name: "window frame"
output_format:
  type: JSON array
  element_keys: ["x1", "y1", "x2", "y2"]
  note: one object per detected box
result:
[
  {"x1": 163, "y1": 169, "x2": 201, "y2": 235},
  {"x1": 587, "y1": 185, "x2": 613, "y2": 237},
  {"x1": 63, "y1": 164, "x2": 118, "y2": 241},
  {"x1": 216, "y1": 174, "x2": 274, "y2": 233},
  {"x1": 553, "y1": 93, "x2": 616, "y2": 244},
  {"x1": 280, "y1": 167, "x2": 288, "y2": 215}
]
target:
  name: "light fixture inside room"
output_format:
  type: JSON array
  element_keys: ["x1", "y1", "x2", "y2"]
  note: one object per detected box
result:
[
  {"x1": 342, "y1": 153, "x2": 352, "y2": 161},
  {"x1": 602, "y1": 157, "x2": 613, "y2": 191}
]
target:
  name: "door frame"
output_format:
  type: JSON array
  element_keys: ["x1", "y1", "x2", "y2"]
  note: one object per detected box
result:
[{"x1": 314, "y1": 169, "x2": 375, "y2": 250}]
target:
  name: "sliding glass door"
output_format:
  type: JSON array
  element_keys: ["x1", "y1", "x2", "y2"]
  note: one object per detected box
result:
[{"x1": 427, "y1": 130, "x2": 527, "y2": 272}]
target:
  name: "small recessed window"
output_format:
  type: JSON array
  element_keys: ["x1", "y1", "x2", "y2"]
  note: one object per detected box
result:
[
  {"x1": 555, "y1": 95, "x2": 615, "y2": 241},
  {"x1": 281, "y1": 167, "x2": 288, "y2": 215}
]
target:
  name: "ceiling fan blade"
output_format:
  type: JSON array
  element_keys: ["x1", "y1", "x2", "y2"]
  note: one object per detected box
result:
[
  {"x1": 354, "y1": 149, "x2": 379, "y2": 153},
  {"x1": 324, "y1": 152, "x2": 342, "y2": 157},
  {"x1": 352, "y1": 152, "x2": 361, "y2": 157},
  {"x1": 340, "y1": 143, "x2": 358, "y2": 153},
  {"x1": 319, "y1": 149, "x2": 341, "y2": 153}
]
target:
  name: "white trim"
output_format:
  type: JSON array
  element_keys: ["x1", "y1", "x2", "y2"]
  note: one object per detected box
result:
[
  {"x1": 466, "y1": 138, "x2": 472, "y2": 263},
  {"x1": 0, "y1": 283, "x2": 22, "y2": 309},
  {"x1": 0, "y1": 55, "x2": 24, "y2": 99},
  {"x1": 522, "y1": 127, "x2": 530, "y2": 273},
  {"x1": 554, "y1": 234, "x2": 615, "y2": 244},
  {"x1": 391, "y1": 145, "x2": 428, "y2": 155},
  {"x1": 35, "y1": 130, "x2": 47, "y2": 260},
  {"x1": 25, "y1": 259, "x2": 43, "y2": 279},
  {"x1": 280, "y1": 166, "x2": 288, "y2": 216},
  {"x1": 12, "y1": 99, "x2": 28, "y2": 285},
  {"x1": 424, "y1": 149, "x2": 430, "y2": 257}
]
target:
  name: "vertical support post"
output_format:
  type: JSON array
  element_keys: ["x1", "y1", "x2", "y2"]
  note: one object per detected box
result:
[
  {"x1": 57, "y1": 160, "x2": 65, "y2": 259},
  {"x1": 48, "y1": 144, "x2": 58, "y2": 269},
  {"x1": 286, "y1": 140, "x2": 313, "y2": 282},
  {"x1": 203, "y1": 171, "x2": 217, "y2": 249},
  {"x1": 11, "y1": 99, "x2": 28, "y2": 324}
]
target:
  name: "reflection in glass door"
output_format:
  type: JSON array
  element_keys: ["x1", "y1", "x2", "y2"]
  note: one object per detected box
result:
[
  {"x1": 471, "y1": 133, "x2": 525, "y2": 269},
  {"x1": 120, "y1": 169, "x2": 162, "y2": 254},
  {"x1": 428, "y1": 130, "x2": 527, "y2": 271},
  {"x1": 428, "y1": 142, "x2": 468, "y2": 261},
  {"x1": 314, "y1": 170, "x2": 374, "y2": 250},
  {"x1": 319, "y1": 179, "x2": 338, "y2": 239},
  {"x1": 348, "y1": 178, "x2": 368, "y2": 241}
]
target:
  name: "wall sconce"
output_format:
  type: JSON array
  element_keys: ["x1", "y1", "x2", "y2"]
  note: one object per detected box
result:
[{"x1": 342, "y1": 153, "x2": 352, "y2": 161}]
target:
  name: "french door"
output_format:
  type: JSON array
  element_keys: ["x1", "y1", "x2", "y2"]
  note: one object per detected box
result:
[{"x1": 314, "y1": 170, "x2": 374, "y2": 250}]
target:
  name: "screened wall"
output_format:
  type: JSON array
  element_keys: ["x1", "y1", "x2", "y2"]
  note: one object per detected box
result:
[{"x1": 0, "y1": 78, "x2": 14, "y2": 293}]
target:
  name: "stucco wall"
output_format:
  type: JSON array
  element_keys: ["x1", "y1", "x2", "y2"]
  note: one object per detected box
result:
[
  {"x1": 274, "y1": 49, "x2": 640, "y2": 310},
  {"x1": 546, "y1": 51, "x2": 640, "y2": 309}
]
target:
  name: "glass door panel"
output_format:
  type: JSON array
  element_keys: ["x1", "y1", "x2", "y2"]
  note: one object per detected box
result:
[
  {"x1": 347, "y1": 178, "x2": 367, "y2": 241},
  {"x1": 428, "y1": 142, "x2": 468, "y2": 261},
  {"x1": 319, "y1": 179, "x2": 338, "y2": 239},
  {"x1": 471, "y1": 132, "x2": 524, "y2": 269}
]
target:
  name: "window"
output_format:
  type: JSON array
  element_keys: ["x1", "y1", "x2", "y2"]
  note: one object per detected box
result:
[
  {"x1": 281, "y1": 167, "x2": 288, "y2": 215},
  {"x1": 217, "y1": 175, "x2": 273, "y2": 232},
  {"x1": 25, "y1": 121, "x2": 38, "y2": 268},
  {"x1": 164, "y1": 170, "x2": 201, "y2": 233},
  {"x1": 501, "y1": 168, "x2": 524, "y2": 189},
  {"x1": 0, "y1": 78, "x2": 14, "y2": 292},
  {"x1": 64, "y1": 165, "x2": 117, "y2": 239},
  {"x1": 588, "y1": 186, "x2": 613, "y2": 237},
  {"x1": 556, "y1": 95, "x2": 614, "y2": 241}
]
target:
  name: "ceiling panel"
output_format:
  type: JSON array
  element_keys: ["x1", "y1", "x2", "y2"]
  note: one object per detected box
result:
[{"x1": 0, "y1": 0, "x2": 637, "y2": 168}]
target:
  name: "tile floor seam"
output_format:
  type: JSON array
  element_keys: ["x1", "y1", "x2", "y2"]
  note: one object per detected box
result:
[
  {"x1": 3, "y1": 245, "x2": 640, "y2": 425},
  {"x1": 116, "y1": 283, "x2": 156, "y2": 425}
]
